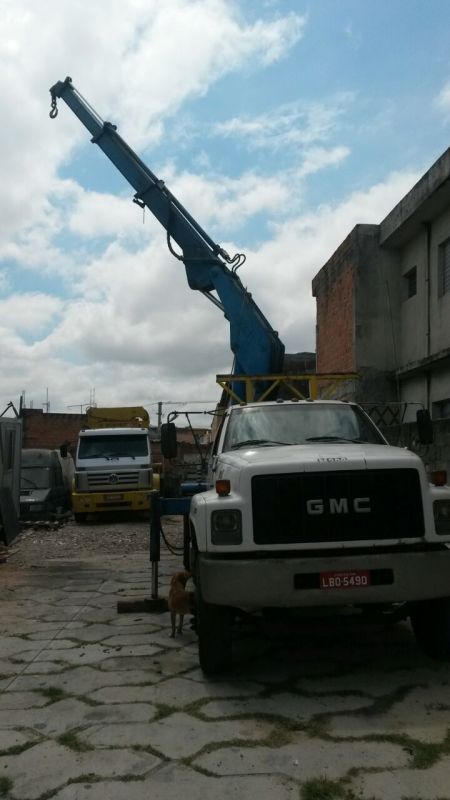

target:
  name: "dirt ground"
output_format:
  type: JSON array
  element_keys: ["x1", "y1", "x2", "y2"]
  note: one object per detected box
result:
[{"x1": 6, "y1": 513, "x2": 183, "y2": 567}]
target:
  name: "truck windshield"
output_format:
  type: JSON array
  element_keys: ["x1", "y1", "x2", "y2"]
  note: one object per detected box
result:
[
  {"x1": 78, "y1": 434, "x2": 149, "y2": 459},
  {"x1": 222, "y1": 404, "x2": 385, "y2": 451},
  {"x1": 21, "y1": 467, "x2": 51, "y2": 489}
]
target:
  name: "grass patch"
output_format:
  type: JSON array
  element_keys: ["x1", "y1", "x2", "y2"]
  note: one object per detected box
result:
[
  {"x1": 57, "y1": 730, "x2": 92, "y2": 753},
  {"x1": 153, "y1": 703, "x2": 174, "y2": 721},
  {"x1": 38, "y1": 686, "x2": 67, "y2": 703},
  {"x1": 301, "y1": 777, "x2": 346, "y2": 800},
  {"x1": 0, "y1": 776, "x2": 13, "y2": 798},
  {"x1": 409, "y1": 734, "x2": 450, "y2": 769}
]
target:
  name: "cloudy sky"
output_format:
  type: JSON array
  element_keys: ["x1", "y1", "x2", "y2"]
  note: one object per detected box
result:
[{"x1": 2, "y1": 0, "x2": 450, "y2": 423}]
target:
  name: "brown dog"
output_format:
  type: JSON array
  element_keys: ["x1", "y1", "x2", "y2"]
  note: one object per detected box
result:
[{"x1": 168, "y1": 570, "x2": 193, "y2": 637}]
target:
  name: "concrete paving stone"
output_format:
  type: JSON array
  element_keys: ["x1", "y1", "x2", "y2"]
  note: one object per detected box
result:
[
  {"x1": 87, "y1": 594, "x2": 126, "y2": 608},
  {"x1": 28, "y1": 630, "x2": 68, "y2": 641},
  {"x1": 146, "y1": 631, "x2": 196, "y2": 650},
  {"x1": 60, "y1": 621, "x2": 89, "y2": 630},
  {"x1": 110, "y1": 615, "x2": 165, "y2": 627},
  {"x1": 89, "y1": 676, "x2": 263, "y2": 707},
  {"x1": 9, "y1": 665, "x2": 162, "y2": 694},
  {"x1": 201, "y1": 690, "x2": 373, "y2": 722},
  {"x1": 88, "y1": 685, "x2": 169, "y2": 704},
  {"x1": 46, "y1": 639, "x2": 81, "y2": 650},
  {"x1": 0, "y1": 739, "x2": 160, "y2": 800},
  {"x1": 99, "y1": 655, "x2": 162, "y2": 672},
  {"x1": 57, "y1": 623, "x2": 162, "y2": 643},
  {"x1": 0, "y1": 637, "x2": 56, "y2": 658},
  {"x1": 195, "y1": 736, "x2": 409, "y2": 780},
  {"x1": 0, "y1": 697, "x2": 119, "y2": 736},
  {"x1": 0, "y1": 659, "x2": 25, "y2": 676},
  {"x1": 101, "y1": 633, "x2": 163, "y2": 647},
  {"x1": 70, "y1": 608, "x2": 116, "y2": 623},
  {"x1": 57, "y1": 594, "x2": 98, "y2": 605},
  {"x1": 0, "y1": 691, "x2": 50, "y2": 709},
  {"x1": 0, "y1": 729, "x2": 41, "y2": 753},
  {"x1": 82, "y1": 711, "x2": 274, "y2": 757},
  {"x1": 50, "y1": 764, "x2": 296, "y2": 800},
  {"x1": 34, "y1": 642, "x2": 162, "y2": 666},
  {"x1": 351, "y1": 755, "x2": 450, "y2": 800},
  {"x1": 298, "y1": 666, "x2": 450, "y2": 697},
  {"x1": 2, "y1": 621, "x2": 64, "y2": 637},
  {"x1": 22, "y1": 661, "x2": 70, "y2": 674},
  {"x1": 82, "y1": 701, "x2": 158, "y2": 725},
  {"x1": 148, "y1": 648, "x2": 199, "y2": 676},
  {"x1": 42, "y1": 607, "x2": 88, "y2": 621},
  {"x1": 327, "y1": 684, "x2": 450, "y2": 743}
]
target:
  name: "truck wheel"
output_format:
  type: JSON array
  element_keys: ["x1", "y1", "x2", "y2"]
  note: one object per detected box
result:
[
  {"x1": 196, "y1": 587, "x2": 232, "y2": 676},
  {"x1": 410, "y1": 598, "x2": 450, "y2": 660},
  {"x1": 74, "y1": 512, "x2": 87, "y2": 523}
]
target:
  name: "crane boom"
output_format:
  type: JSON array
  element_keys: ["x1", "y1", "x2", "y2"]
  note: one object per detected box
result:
[{"x1": 49, "y1": 77, "x2": 284, "y2": 395}]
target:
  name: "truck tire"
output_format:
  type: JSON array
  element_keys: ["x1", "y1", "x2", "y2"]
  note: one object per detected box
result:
[
  {"x1": 410, "y1": 598, "x2": 450, "y2": 660},
  {"x1": 74, "y1": 512, "x2": 87, "y2": 523},
  {"x1": 196, "y1": 586, "x2": 232, "y2": 676}
]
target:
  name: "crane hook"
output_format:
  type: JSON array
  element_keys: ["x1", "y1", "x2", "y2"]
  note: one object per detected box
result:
[{"x1": 49, "y1": 96, "x2": 58, "y2": 119}]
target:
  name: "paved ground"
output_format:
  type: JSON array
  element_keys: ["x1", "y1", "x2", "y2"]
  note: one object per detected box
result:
[{"x1": 1, "y1": 518, "x2": 450, "y2": 800}]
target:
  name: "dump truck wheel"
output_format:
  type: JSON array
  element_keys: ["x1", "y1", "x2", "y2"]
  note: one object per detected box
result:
[
  {"x1": 196, "y1": 585, "x2": 232, "y2": 675},
  {"x1": 74, "y1": 512, "x2": 87, "y2": 523},
  {"x1": 410, "y1": 598, "x2": 450, "y2": 660}
]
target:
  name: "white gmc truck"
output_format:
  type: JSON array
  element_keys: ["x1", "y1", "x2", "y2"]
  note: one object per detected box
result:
[{"x1": 186, "y1": 399, "x2": 450, "y2": 674}]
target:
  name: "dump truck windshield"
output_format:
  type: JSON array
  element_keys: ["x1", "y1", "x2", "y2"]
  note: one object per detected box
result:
[{"x1": 78, "y1": 434, "x2": 149, "y2": 459}]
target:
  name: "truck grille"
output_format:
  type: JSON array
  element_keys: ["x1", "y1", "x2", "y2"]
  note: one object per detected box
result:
[
  {"x1": 87, "y1": 470, "x2": 140, "y2": 490},
  {"x1": 252, "y1": 469, "x2": 424, "y2": 545}
]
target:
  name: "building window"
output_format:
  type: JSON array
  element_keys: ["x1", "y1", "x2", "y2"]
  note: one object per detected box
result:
[
  {"x1": 403, "y1": 266, "x2": 417, "y2": 299},
  {"x1": 432, "y1": 398, "x2": 450, "y2": 419},
  {"x1": 438, "y1": 237, "x2": 450, "y2": 296}
]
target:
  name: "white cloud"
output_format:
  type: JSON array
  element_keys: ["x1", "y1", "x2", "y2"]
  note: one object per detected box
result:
[
  {"x1": 215, "y1": 94, "x2": 353, "y2": 151},
  {"x1": 0, "y1": 0, "x2": 304, "y2": 252},
  {"x1": 0, "y1": 293, "x2": 64, "y2": 334},
  {"x1": 0, "y1": 0, "x2": 430, "y2": 416},
  {"x1": 0, "y1": 166, "x2": 418, "y2": 413},
  {"x1": 435, "y1": 81, "x2": 450, "y2": 119}
]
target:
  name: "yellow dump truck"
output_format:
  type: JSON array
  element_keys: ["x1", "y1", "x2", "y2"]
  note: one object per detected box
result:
[{"x1": 72, "y1": 406, "x2": 159, "y2": 522}]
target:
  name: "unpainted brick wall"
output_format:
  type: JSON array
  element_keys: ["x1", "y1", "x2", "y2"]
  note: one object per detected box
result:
[
  {"x1": 315, "y1": 264, "x2": 354, "y2": 373},
  {"x1": 21, "y1": 410, "x2": 86, "y2": 457}
]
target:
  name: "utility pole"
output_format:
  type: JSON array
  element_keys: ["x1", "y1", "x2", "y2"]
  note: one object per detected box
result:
[{"x1": 157, "y1": 401, "x2": 163, "y2": 431}]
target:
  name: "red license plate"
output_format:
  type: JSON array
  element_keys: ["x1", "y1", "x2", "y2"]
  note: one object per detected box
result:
[{"x1": 320, "y1": 570, "x2": 370, "y2": 589}]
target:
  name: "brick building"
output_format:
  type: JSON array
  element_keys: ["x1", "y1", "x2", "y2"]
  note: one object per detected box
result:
[
  {"x1": 312, "y1": 146, "x2": 450, "y2": 473},
  {"x1": 312, "y1": 146, "x2": 450, "y2": 416}
]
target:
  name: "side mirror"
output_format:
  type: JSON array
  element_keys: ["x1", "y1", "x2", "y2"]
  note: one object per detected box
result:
[
  {"x1": 160, "y1": 423, "x2": 177, "y2": 458},
  {"x1": 416, "y1": 409, "x2": 433, "y2": 445}
]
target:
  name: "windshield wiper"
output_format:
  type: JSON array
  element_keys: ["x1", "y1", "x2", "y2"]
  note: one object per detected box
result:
[
  {"x1": 305, "y1": 436, "x2": 362, "y2": 443},
  {"x1": 231, "y1": 439, "x2": 290, "y2": 450},
  {"x1": 21, "y1": 476, "x2": 39, "y2": 488}
]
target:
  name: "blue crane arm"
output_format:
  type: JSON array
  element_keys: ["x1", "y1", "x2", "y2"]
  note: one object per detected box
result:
[{"x1": 49, "y1": 77, "x2": 285, "y2": 387}]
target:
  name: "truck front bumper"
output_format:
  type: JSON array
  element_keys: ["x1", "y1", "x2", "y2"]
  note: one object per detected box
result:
[
  {"x1": 198, "y1": 549, "x2": 450, "y2": 608},
  {"x1": 72, "y1": 490, "x2": 151, "y2": 514}
]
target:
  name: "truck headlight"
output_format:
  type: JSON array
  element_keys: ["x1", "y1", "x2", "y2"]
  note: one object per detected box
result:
[
  {"x1": 211, "y1": 510, "x2": 242, "y2": 544},
  {"x1": 434, "y1": 500, "x2": 450, "y2": 535}
]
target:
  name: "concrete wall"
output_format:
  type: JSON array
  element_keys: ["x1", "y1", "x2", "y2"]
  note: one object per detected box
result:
[{"x1": 431, "y1": 208, "x2": 450, "y2": 353}]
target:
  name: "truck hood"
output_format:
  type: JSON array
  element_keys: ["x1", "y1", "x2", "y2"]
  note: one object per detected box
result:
[{"x1": 217, "y1": 442, "x2": 421, "y2": 473}]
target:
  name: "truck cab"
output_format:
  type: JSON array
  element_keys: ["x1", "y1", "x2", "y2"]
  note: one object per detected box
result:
[
  {"x1": 188, "y1": 399, "x2": 450, "y2": 673},
  {"x1": 72, "y1": 426, "x2": 154, "y2": 521},
  {"x1": 20, "y1": 449, "x2": 69, "y2": 520}
]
